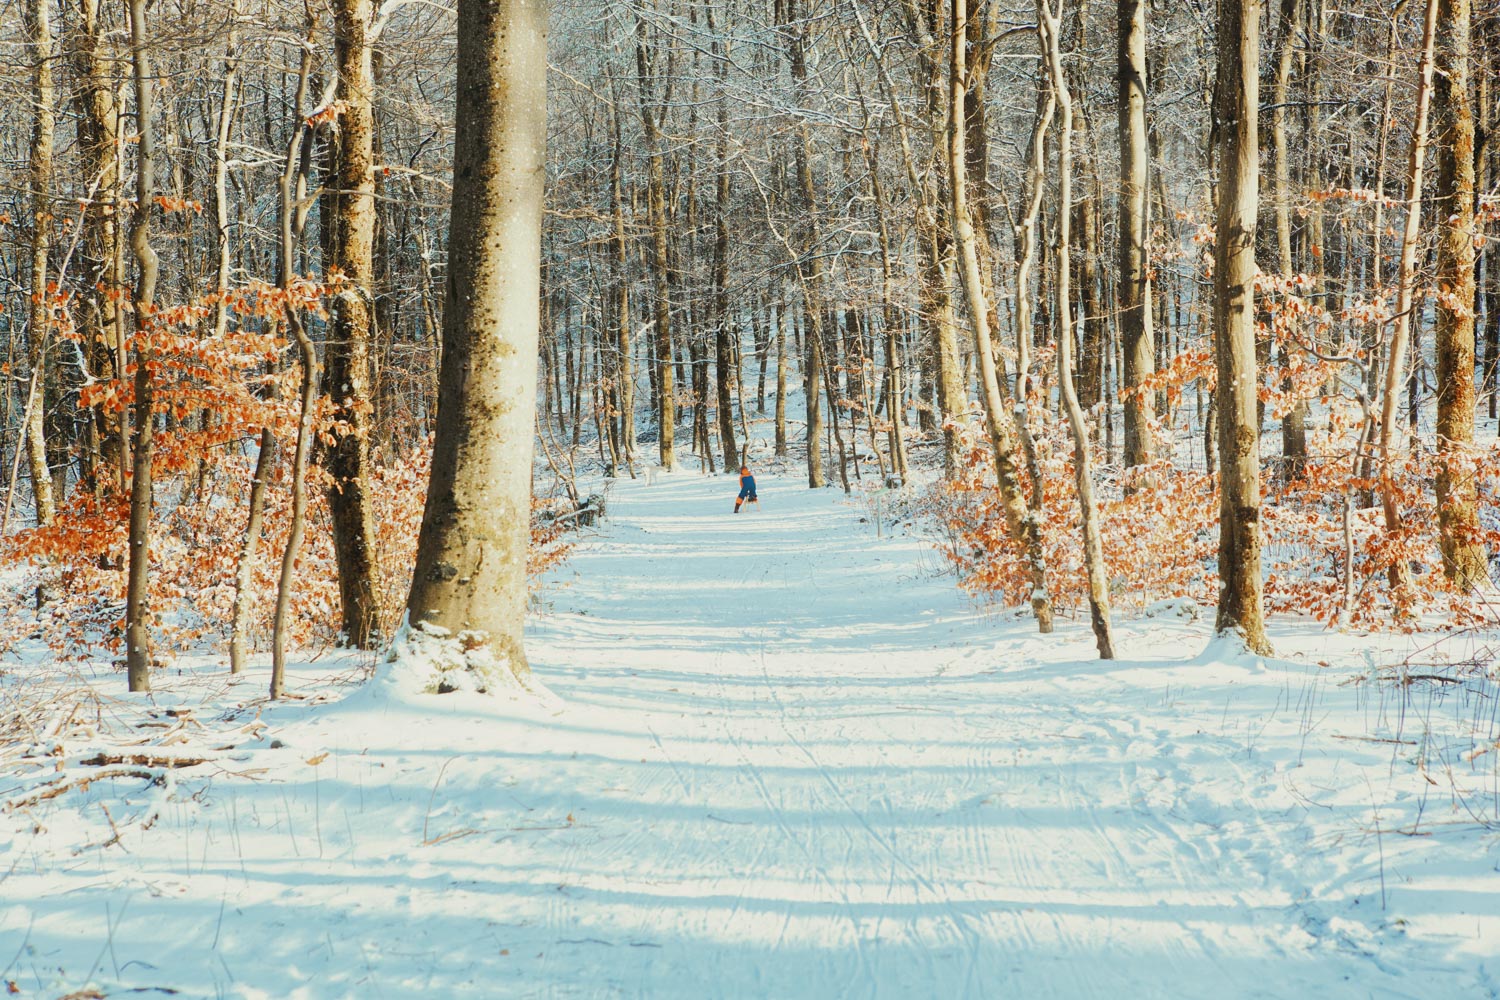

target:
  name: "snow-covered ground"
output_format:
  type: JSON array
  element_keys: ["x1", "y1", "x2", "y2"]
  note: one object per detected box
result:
[{"x1": 3, "y1": 470, "x2": 1499, "y2": 998}]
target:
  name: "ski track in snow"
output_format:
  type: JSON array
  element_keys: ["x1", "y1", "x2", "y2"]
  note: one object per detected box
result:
[{"x1": 3, "y1": 472, "x2": 1500, "y2": 998}]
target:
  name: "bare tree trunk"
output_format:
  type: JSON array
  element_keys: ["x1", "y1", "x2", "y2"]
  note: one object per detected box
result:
[
  {"x1": 854, "y1": 2, "x2": 962, "y2": 470},
  {"x1": 270, "y1": 310, "x2": 319, "y2": 700},
  {"x1": 1212, "y1": 0, "x2": 1271, "y2": 654},
  {"x1": 228, "y1": 428, "x2": 274, "y2": 674},
  {"x1": 1378, "y1": 0, "x2": 1441, "y2": 600},
  {"x1": 1014, "y1": 79, "x2": 1055, "y2": 411},
  {"x1": 232, "y1": 33, "x2": 315, "y2": 676},
  {"x1": 125, "y1": 0, "x2": 160, "y2": 692},
  {"x1": 1074, "y1": 190, "x2": 1105, "y2": 413},
  {"x1": 23, "y1": 0, "x2": 56, "y2": 527},
  {"x1": 1118, "y1": 0, "x2": 1154, "y2": 471},
  {"x1": 66, "y1": 0, "x2": 126, "y2": 493},
  {"x1": 774, "y1": 298, "x2": 789, "y2": 456},
  {"x1": 1357, "y1": 7, "x2": 1402, "y2": 500},
  {"x1": 710, "y1": 12, "x2": 738, "y2": 472},
  {"x1": 1432, "y1": 0, "x2": 1488, "y2": 589},
  {"x1": 403, "y1": 0, "x2": 547, "y2": 689},
  {"x1": 923, "y1": 70, "x2": 966, "y2": 470},
  {"x1": 950, "y1": 0, "x2": 1054, "y2": 633},
  {"x1": 1041, "y1": 0, "x2": 1114, "y2": 658},
  {"x1": 782, "y1": 0, "x2": 827, "y2": 488},
  {"x1": 325, "y1": 0, "x2": 384, "y2": 647},
  {"x1": 211, "y1": 0, "x2": 242, "y2": 340},
  {"x1": 635, "y1": 5, "x2": 675, "y2": 470},
  {"x1": 1271, "y1": 0, "x2": 1308, "y2": 479},
  {"x1": 1011, "y1": 71, "x2": 1056, "y2": 542},
  {"x1": 862, "y1": 128, "x2": 910, "y2": 482},
  {"x1": 609, "y1": 89, "x2": 635, "y2": 466}
]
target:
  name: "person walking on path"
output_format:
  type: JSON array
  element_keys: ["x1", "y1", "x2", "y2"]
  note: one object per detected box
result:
[{"x1": 735, "y1": 466, "x2": 758, "y2": 513}]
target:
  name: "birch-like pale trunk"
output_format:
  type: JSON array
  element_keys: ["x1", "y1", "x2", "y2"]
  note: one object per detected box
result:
[
  {"x1": 949, "y1": 0, "x2": 1053, "y2": 633},
  {"x1": 23, "y1": 0, "x2": 56, "y2": 527},
  {"x1": 233, "y1": 34, "x2": 314, "y2": 677},
  {"x1": 211, "y1": 0, "x2": 242, "y2": 340},
  {"x1": 774, "y1": 300, "x2": 788, "y2": 457},
  {"x1": 1041, "y1": 0, "x2": 1115, "y2": 658},
  {"x1": 1377, "y1": 0, "x2": 1440, "y2": 600}
]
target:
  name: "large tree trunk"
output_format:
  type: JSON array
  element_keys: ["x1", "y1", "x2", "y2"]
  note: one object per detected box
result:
[
  {"x1": 1432, "y1": 0, "x2": 1488, "y2": 589},
  {"x1": 23, "y1": 0, "x2": 56, "y2": 527},
  {"x1": 403, "y1": 0, "x2": 546, "y2": 690},
  {"x1": 1041, "y1": 0, "x2": 1114, "y2": 658},
  {"x1": 1212, "y1": 0, "x2": 1271, "y2": 654},
  {"x1": 1117, "y1": 0, "x2": 1154, "y2": 471},
  {"x1": 949, "y1": 0, "x2": 1054, "y2": 633},
  {"x1": 125, "y1": 0, "x2": 160, "y2": 692}
]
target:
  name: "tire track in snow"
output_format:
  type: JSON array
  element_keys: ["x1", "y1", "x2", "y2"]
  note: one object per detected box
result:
[
  {"x1": 746, "y1": 616, "x2": 989, "y2": 997},
  {"x1": 567, "y1": 476, "x2": 1441, "y2": 996},
  {"x1": 712, "y1": 664, "x2": 876, "y2": 996}
]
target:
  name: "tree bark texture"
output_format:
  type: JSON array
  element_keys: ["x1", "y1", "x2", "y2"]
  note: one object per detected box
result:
[
  {"x1": 66, "y1": 0, "x2": 127, "y2": 492},
  {"x1": 1212, "y1": 0, "x2": 1272, "y2": 654},
  {"x1": 324, "y1": 0, "x2": 384, "y2": 648},
  {"x1": 23, "y1": 0, "x2": 56, "y2": 527},
  {"x1": 1432, "y1": 0, "x2": 1488, "y2": 590},
  {"x1": 405, "y1": 0, "x2": 547, "y2": 688},
  {"x1": 1117, "y1": 0, "x2": 1154, "y2": 471},
  {"x1": 125, "y1": 0, "x2": 161, "y2": 692}
]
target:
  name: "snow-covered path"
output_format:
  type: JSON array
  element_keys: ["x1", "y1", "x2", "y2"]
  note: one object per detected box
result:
[
  {"x1": 4, "y1": 472, "x2": 1498, "y2": 998},
  {"x1": 508, "y1": 474, "x2": 1481, "y2": 998}
]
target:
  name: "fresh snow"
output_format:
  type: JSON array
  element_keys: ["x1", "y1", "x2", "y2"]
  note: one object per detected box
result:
[{"x1": 4, "y1": 471, "x2": 1500, "y2": 998}]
